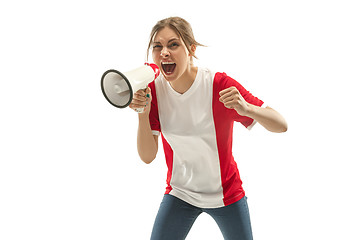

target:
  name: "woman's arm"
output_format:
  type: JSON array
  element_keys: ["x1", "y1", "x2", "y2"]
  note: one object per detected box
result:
[
  {"x1": 219, "y1": 87, "x2": 288, "y2": 133},
  {"x1": 137, "y1": 114, "x2": 158, "y2": 163},
  {"x1": 245, "y1": 105, "x2": 288, "y2": 133},
  {"x1": 129, "y1": 88, "x2": 159, "y2": 164}
]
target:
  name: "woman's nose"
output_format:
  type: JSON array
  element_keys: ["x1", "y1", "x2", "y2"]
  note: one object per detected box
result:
[{"x1": 160, "y1": 47, "x2": 170, "y2": 58}]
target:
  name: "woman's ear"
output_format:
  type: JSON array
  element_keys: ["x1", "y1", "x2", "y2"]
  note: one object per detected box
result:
[{"x1": 189, "y1": 44, "x2": 197, "y2": 56}]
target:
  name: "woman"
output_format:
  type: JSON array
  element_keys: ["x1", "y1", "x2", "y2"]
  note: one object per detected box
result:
[{"x1": 129, "y1": 17, "x2": 287, "y2": 240}]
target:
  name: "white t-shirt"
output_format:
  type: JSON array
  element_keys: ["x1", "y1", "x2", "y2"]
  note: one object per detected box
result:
[{"x1": 148, "y1": 67, "x2": 264, "y2": 208}]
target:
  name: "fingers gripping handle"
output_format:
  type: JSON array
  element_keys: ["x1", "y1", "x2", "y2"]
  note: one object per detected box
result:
[{"x1": 134, "y1": 92, "x2": 151, "y2": 113}]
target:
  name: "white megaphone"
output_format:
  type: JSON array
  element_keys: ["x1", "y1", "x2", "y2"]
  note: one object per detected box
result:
[{"x1": 101, "y1": 63, "x2": 160, "y2": 112}]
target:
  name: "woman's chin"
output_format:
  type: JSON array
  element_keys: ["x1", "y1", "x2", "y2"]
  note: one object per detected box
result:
[{"x1": 163, "y1": 71, "x2": 177, "y2": 81}]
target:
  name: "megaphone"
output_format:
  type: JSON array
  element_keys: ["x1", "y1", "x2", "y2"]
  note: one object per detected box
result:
[{"x1": 101, "y1": 63, "x2": 160, "y2": 111}]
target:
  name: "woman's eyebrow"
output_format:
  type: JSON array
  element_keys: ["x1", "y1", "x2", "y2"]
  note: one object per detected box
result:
[
  {"x1": 168, "y1": 38, "x2": 180, "y2": 43},
  {"x1": 153, "y1": 38, "x2": 180, "y2": 44}
]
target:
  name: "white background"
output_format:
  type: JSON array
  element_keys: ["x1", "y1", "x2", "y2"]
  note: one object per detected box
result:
[{"x1": 1, "y1": 0, "x2": 359, "y2": 239}]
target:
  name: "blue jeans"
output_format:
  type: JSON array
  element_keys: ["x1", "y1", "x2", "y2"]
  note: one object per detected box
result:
[{"x1": 150, "y1": 194, "x2": 253, "y2": 240}]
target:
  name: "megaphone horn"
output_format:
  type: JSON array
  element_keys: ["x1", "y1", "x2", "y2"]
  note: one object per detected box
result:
[{"x1": 101, "y1": 63, "x2": 160, "y2": 110}]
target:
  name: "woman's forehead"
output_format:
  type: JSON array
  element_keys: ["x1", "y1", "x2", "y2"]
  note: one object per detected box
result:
[{"x1": 153, "y1": 26, "x2": 180, "y2": 43}]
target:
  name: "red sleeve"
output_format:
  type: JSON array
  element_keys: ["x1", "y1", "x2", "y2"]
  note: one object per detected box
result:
[
  {"x1": 214, "y1": 72, "x2": 264, "y2": 129},
  {"x1": 148, "y1": 81, "x2": 161, "y2": 133}
]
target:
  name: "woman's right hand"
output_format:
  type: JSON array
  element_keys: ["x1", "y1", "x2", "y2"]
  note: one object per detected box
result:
[{"x1": 129, "y1": 87, "x2": 152, "y2": 114}]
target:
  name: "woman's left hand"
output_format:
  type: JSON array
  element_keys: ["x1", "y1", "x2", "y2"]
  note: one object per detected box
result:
[{"x1": 219, "y1": 86, "x2": 250, "y2": 116}]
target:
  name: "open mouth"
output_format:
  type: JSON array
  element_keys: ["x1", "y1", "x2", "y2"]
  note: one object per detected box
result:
[{"x1": 161, "y1": 62, "x2": 176, "y2": 75}]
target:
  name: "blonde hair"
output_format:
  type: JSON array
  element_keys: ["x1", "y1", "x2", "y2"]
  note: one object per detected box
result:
[{"x1": 147, "y1": 17, "x2": 204, "y2": 60}]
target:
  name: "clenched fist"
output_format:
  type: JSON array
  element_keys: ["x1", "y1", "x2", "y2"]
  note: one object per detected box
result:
[{"x1": 219, "y1": 86, "x2": 250, "y2": 116}]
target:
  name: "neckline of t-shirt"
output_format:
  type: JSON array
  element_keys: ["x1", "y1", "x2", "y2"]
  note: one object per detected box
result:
[{"x1": 164, "y1": 67, "x2": 202, "y2": 98}]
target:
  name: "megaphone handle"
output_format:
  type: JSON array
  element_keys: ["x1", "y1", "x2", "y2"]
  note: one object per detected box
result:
[
  {"x1": 135, "y1": 107, "x2": 145, "y2": 113},
  {"x1": 133, "y1": 85, "x2": 150, "y2": 113}
]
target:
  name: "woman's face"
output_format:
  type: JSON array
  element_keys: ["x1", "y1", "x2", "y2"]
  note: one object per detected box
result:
[{"x1": 152, "y1": 26, "x2": 192, "y2": 82}]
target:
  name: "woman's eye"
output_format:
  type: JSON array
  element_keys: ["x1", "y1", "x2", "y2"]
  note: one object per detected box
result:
[
  {"x1": 153, "y1": 45, "x2": 162, "y2": 49},
  {"x1": 169, "y1": 43, "x2": 179, "y2": 48}
]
